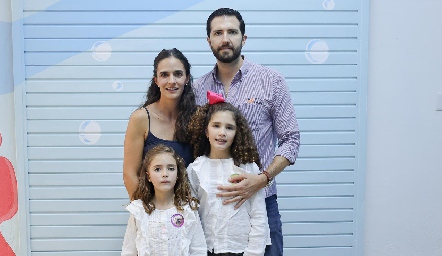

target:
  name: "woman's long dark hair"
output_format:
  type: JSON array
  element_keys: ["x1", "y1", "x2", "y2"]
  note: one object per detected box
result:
[{"x1": 141, "y1": 48, "x2": 197, "y2": 143}]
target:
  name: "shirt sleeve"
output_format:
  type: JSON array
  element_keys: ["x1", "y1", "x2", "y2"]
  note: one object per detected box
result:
[
  {"x1": 121, "y1": 214, "x2": 138, "y2": 256},
  {"x1": 186, "y1": 164, "x2": 199, "y2": 198},
  {"x1": 271, "y1": 72, "x2": 301, "y2": 164},
  {"x1": 193, "y1": 76, "x2": 209, "y2": 106},
  {"x1": 243, "y1": 163, "x2": 270, "y2": 256},
  {"x1": 189, "y1": 210, "x2": 208, "y2": 255}
]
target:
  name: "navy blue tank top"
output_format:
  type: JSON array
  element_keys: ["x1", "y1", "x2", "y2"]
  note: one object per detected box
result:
[{"x1": 142, "y1": 108, "x2": 194, "y2": 167}]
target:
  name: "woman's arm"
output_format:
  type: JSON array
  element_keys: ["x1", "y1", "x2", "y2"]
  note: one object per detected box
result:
[{"x1": 123, "y1": 109, "x2": 148, "y2": 198}]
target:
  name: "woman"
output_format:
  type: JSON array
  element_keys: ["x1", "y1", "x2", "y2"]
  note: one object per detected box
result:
[{"x1": 123, "y1": 48, "x2": 197, "y2": 198}]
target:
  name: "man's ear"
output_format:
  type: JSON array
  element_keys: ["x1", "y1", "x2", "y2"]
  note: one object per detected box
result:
[
  {"x1": 242, "y1": 35, "x2": 247, "y2": 46},
  {"x1": 207, "y1": 37, "x2": 211, "y2": 46}
]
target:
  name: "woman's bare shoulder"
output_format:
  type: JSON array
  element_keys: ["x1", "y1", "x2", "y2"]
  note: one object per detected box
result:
[
  {"x1": 127, "y1": 108, "x2": 149, "y2": 135},
  {"x1": 130, "y1": 108, "x2": 148, "y2": 122}
]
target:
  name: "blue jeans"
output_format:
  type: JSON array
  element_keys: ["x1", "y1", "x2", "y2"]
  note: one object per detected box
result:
[{"x1": 264, "y1": 194, "x2": 283, "y2": 256}]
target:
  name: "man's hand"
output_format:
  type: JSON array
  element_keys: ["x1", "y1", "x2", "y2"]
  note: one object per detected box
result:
[{"x1": 216, "y1": 172, "x2": 268, "y2": 209}]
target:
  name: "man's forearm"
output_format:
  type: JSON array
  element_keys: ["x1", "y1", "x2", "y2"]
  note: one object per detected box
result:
[{"x1": 265, "y1": 155, "x2": 290, "y2": 180}]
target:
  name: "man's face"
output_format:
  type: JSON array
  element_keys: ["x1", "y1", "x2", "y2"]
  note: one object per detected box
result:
[{"x1": 207, "y1": 16, "x2": 246, "y2": 63}]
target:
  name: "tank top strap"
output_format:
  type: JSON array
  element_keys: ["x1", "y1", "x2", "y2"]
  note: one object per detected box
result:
[{"x1": 144, "y1": 107, "x2": 151, "y2": 131}]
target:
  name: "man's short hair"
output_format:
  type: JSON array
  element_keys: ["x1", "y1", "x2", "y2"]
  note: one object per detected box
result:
[{"x1": 206, "y1": 8, "x2": 245, "y2": 37}]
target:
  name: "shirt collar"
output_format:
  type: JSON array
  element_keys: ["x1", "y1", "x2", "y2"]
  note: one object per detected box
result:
[{"x1": 210, "y1": 56, "x2": 251, "y2": 83}]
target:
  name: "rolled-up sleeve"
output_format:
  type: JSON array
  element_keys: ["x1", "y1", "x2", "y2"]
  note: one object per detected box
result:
[{"x1": 272, "y1": 73, "x2": 301, "y2": 164}]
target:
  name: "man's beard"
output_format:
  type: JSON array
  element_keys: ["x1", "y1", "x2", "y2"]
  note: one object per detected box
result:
[{"x1": 211, "y1": 44, "x2": 242, "y2": 63}]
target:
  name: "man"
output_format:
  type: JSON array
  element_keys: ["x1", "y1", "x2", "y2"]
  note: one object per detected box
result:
[{"x1": 193, "y1": 8, "x2": 300, "y2": 255}]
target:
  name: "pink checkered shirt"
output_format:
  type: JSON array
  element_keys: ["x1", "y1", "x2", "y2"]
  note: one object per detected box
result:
[{"x1": 193, "y1": 57, "x2": 300, "y2": 197}]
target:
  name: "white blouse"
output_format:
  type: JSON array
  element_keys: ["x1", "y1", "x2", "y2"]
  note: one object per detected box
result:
[
  {"x1": 187, "y1": 156, "x2": 271, "y2": 256},
  {"x1": 121, "y1": 199, "x2": 207, "y2": 256}
]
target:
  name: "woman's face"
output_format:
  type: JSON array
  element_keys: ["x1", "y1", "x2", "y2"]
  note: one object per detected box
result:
[{"x1": 154, "y1": 57, "x2": 189, "y2": 101}]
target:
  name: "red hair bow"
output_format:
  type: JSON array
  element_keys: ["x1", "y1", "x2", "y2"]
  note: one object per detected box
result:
[{"x1": 207, "y1": 90, "x2": 225, "y2": 104}]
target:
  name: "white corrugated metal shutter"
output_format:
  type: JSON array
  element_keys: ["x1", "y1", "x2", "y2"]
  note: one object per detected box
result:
[{"x1": 17, "y1": 0, "x2": 368, "y2": 255}]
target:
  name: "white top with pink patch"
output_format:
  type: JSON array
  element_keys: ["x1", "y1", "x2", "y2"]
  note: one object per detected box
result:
[{"x1": 121, "y1": 199, "x2": 207, "y2": 256}]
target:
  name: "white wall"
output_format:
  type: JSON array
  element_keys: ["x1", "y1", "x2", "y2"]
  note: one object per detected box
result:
[{"x1": 365, "y1": 1, "x2": 442, "y2": 255}]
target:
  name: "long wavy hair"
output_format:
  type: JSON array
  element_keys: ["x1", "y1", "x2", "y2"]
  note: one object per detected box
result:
[
  {"x1": 132, "y1": 144, "x2": 199, "y2": 214},
  {"x1": 188, "y1": 103, "x2": 261, "y2": 168},
  {"x1": 141, "y1": 48, "x2": 197, "y2": 143}
]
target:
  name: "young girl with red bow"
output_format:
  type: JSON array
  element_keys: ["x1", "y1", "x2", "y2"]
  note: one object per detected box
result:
[{"x1": 186, "y1": 91, "x2": 271, "y2": 256}]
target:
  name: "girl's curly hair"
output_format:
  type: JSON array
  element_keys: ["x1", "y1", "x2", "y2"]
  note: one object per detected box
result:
[
  {"x1": 132, "y1": 144, "x2": 199, "y2": 214},
  {"x1": 188, "y1": 102, "x2": 261, "y2": 168},
  {"x1": 140, "y1": 48, "x2": 197, "y2": 143}
]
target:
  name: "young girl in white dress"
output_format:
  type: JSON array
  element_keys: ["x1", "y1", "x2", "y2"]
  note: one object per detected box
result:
[
  {"x1": 121, "y1": 144, "x2": 207, "y2": 256},
  {"x1": 186, "y1": 92, "x2": 271, "y2": 256}
]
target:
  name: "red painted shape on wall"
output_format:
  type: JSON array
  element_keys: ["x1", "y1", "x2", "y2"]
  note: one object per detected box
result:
[
  {"x1": 0, "y1": 132, "x2": 18, "y2": 255},
  {"x1": 0, "y1": 233, "x2": 15, "y2": 256},
  {"x1": 0, "y1": 132, "x2": 18, "y2": 222},
  {"x1": 0, "y1": 156, "x2": 18, "y2": 223}
]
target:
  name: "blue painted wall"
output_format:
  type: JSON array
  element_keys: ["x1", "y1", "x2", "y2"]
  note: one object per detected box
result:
[{"x1": 13, "y1": 0, "x2": 368, "y2": 255}]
